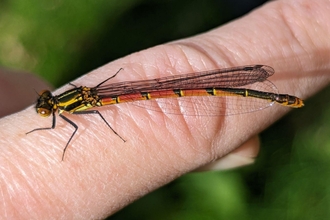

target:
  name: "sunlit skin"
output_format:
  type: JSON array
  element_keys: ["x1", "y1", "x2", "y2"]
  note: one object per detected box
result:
[{"x1": 0, "y1": 0, "x2": 329, "y2": 219}]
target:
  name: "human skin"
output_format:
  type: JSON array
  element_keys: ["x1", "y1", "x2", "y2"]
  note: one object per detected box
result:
[{"x1": 0, "y1": 0, "x2": 330, "y2": 219}]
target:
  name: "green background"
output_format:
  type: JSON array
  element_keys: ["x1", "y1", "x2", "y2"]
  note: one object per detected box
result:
[{"x1": 1, "y1": 0, "x2": 329, "y2": 219}]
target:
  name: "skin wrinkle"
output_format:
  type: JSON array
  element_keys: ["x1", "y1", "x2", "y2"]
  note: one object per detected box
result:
[
  {"x1": 149, "y1": 46, "x2": 176, "y2": 77},
  {"x1": 165, "y1": 43, "x2": 233, "y2": 161},
  {"x1": 220, "y1": 110, "x2": 266, "y2": 157},
  {"x1": 282, "y1": 2, "x2": 317, "y2": 48},
  {"x1": 178, "y1": 37, "x2": 246, "y2": 75},
  {"x1": 155, "y1": 119, "x2": 182, "y2": 161},
  {"x1": 246, "y1": 10, "x2": 293, "y2": 60},
  {"x1": 164, "y1": 121, "x2": 204, "y2": 169},
  {"x1": 209, "y1": 116, "x2": 227, "y2": 161},
  {"x1": 180, "y1": 116, "x2": 203, "y2": 150},
  {"x1": 165, "y1": 44, "x2": 196, "y2": 73},
  {"x1": 122, "y1": 80, "x2": 207, "y2": 167},
  {"x1": 163, "y1": 108, "x2": 214, "y2": 166},
  {"x1": 163, "y1": 116, "x2": 195, "y2": 166},
  {"x1": 211, "y1": 24, "x2": 256, "y2": 59},
  {"x1": 170, "y1": 46, "x2": 191, "y2": 70},
  {"x1": 229, "y1": 29, "x2": 254, "y2": 60},
  {"x1": 283, "y1": 2, "x2": 330, "y2": 54},
  {"x1": 280, "y1": 5, "x2": 309, "y2": 55},
  {"x1": 177, "y1": 50, "x2": 241, "y2": 158},
  {"x1": 175, "y1": 41, "x2": 219, "y2": 74},
  {"x1": 121, "y1": 116, "x2": 143, "y2": 147},
  {"x1": 164, "y1": 117, "x2": 184, "y2": 145},
  {"x1": 7, "y1": 165, "x2": 36, "y2": 218}
]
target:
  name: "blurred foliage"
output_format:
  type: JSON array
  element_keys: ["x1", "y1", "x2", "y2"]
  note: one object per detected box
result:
[
  {"x1": 0, "y1": 0, "x2": 243, "y2": 86},
  {"x1": 0, "y1": 0, "x2": 143, "y2": 85},
  {"x1": 0, "y1": 0, "x2": 329, "y2": 219}
]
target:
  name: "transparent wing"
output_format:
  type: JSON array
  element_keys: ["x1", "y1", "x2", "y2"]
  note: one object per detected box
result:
[
  {"x1": 96, "y1": 65, "x2": 274, "y2": 97},
  {"x1": 124, "y1": 80, "x2": 278, "y2": 116}
]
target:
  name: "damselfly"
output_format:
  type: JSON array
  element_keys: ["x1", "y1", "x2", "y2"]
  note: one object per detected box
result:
[{"x1": 27, "y1": 65, "x2": 304, "y2": 160}]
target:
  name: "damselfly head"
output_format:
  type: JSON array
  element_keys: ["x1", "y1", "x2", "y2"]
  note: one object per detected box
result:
[
  {"x1": 37, "y1": 107, "x2": 52, "y2": 117},
  {"x1": 35, "y1": 90, "x2": 54, "y2": 117}
]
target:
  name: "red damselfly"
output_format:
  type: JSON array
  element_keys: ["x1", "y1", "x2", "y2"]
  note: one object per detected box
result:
[{"x1": 27, "y1": 65, "x2": 304, "y2": 160}]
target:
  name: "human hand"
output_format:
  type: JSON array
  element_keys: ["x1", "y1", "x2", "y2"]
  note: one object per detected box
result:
[{"x1": 0, "y1": 0, "x2": 329, "y2": 218}]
